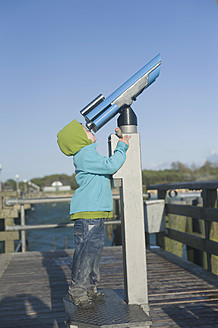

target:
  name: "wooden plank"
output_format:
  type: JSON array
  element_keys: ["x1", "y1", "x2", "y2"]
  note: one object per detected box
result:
[
  {"x1": 166, "y1": 204, "x2": 218, "y2": 223},
  {"x1": 0, "y1": 231, "x2": 19, "y2": 241},
  {"x1": 165, "y1": 228, "x2": 218, "y2": 256},
  {"x1": 0, "y1": 191, "x2": 17, "y2": 197},
  {"x1": 0, "y1": 209, "x2": 18, "y2": 219}
]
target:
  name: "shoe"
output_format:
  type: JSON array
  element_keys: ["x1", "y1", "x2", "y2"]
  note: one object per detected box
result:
[
  {"x1": 77, "y1": 298, "x2": 93, "y2": 309},
  {"x1": 66, "y1": 292, "x2": 93, "y2": 308},
  {"x1": 87, "y1": 289, "x2": 104, "y2": 301}
]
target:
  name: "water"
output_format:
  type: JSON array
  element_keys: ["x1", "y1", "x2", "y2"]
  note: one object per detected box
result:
[
  {"x1": 25, "y1": 192, "x2": 201, "y2": 252},
  {"x1": 26, "y1": 202, "x2": 116, "y2": 251}
]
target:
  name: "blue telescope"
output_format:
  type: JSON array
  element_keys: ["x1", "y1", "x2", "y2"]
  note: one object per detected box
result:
[{"x1": 80, "y1": 54, "x2": 161, "y2": 132}]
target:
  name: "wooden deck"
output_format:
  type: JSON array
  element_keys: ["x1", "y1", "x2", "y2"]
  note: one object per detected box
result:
[{"x1": 0, "y1": 246, "x2": 218, "y2": 328}]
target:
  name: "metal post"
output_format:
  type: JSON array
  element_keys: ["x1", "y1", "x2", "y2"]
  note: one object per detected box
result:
[
  {"x1": 109, "y1": 107, "x2": 149, "y2": 312},
  {"x1": 21, "y1": 205, "x2": 26, "y2": 252},
  {"x1": 156, "y1": 190, "x2": 167, "y2": 249},
  {"x1": 15, "y1": 174, "x2": 20, "y2": 197},
  {"x1": 23, "y1": 179, "x2": 27, "y2": 198}
]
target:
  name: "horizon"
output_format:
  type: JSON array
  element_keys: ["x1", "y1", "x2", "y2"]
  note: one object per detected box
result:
[
  {"x1": 3, "y1": 158, "x2": 218, "y2": 183},
  {"x1": 1, "y1": 0, "x2": 218, "y2": 182}
]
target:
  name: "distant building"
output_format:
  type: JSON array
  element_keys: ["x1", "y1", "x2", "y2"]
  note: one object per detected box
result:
[{"x1": 43, "y1": 181, "x2": 71, "y2": 192}]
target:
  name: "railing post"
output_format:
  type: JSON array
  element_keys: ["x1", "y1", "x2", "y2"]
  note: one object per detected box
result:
[
  {"x1": 202, "y1": 188, "x2": 217, "y2": 272},
  {"x1": 156, "y1": 190, "x2": 167, "y2": 249},
  {"x1": 21, "y1": 205, "x2": 26, "y2": 252}
]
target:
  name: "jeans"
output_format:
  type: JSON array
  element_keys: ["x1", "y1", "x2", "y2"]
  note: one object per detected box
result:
[{"x1": 69, "y1": 218, "x2": 105, "y2": 299}]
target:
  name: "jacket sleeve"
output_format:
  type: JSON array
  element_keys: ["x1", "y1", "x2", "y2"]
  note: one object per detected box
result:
[{"x1": 80, "y1": 141, "x2": 129, "y2": 175}]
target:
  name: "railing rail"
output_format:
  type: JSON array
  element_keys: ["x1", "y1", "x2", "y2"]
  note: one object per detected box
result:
[
  {"x1": 6, "y1": 220, "x2": 121, "y2": 231},
  {"x1": 166, "y1": 228, "x2": 218, "y2": 256},
  {"x1": 148, "y1": 179, "x2": 218, "y2": 191},
  {"x1": 166, "y1": 203, "x2": 218, "y2": 223},
  {"x1": 5, "y1": 194, "x2": 149, "y2": 253},
  {"x1": 5, "y1": 196, "x2": 72, "y2": 206},
  {"x1": 147, "y1": 180, "x2": 218, "y2": 274}
]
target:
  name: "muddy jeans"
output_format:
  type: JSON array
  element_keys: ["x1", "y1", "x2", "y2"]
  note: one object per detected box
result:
[{"x1": 68, "y1": 218, "x2": 105, "y2": 299}]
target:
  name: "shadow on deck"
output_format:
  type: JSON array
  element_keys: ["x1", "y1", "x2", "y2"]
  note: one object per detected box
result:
[{"x1": 0, "y1": 246, "x2": 218, "y2": 328}]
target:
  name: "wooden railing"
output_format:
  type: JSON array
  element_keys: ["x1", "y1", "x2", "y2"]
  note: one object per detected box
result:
[{"x1": 147, "y1": 180, "x2": 218, "y2": 275}]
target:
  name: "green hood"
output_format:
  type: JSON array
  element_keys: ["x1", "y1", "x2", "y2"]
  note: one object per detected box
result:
[{"x1": 57, "y1": 119, "x2": 92, "y2": 156}]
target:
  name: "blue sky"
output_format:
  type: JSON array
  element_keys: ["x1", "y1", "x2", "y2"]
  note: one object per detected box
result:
[{"x1": 0, "y1": 0, "x2": 218, "y2": 182}]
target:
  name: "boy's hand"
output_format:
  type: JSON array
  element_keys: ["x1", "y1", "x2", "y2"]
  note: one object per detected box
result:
[{"x1": 119, "y1": 135, "x2": 131, "y2": 146}]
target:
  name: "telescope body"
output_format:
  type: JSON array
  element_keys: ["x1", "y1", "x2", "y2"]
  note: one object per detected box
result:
[{"x1": 80, "y1": 54, "x2": 161, "y2": 132}]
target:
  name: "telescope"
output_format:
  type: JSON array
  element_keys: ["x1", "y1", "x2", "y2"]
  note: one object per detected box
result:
[{"x1": 80, "y1": 54, "x2": 161, "y2": 132}]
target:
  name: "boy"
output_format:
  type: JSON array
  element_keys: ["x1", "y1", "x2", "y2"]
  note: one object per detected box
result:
[{"x1": 57, "y1": 119, "x2": 130, "y2": 307}]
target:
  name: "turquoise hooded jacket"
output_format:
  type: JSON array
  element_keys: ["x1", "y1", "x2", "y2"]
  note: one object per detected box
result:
[{"x1": 57, "y1": 119, "x2": 128, "y2": 216}]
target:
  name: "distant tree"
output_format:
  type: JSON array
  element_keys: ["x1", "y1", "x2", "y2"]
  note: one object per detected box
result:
[
  {"x1": 31, "y1": 173, "x2": 78, "y2": 190},
  {"x1": 4, "y1": 179, "x2": 16, "y2": 190},
  {"x1": 171, "y1": 161, "x2": 191, "y2": 173},
  {"x1": 190, "y1": 163, "x2": 198, "y2": 171}
]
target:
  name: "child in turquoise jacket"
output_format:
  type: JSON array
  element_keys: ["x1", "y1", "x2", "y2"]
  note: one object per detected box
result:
[{"x1": 57, "y1": 119, "x2": 130, "y2": 307}]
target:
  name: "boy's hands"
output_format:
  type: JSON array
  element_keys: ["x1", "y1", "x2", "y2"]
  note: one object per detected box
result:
[
  {"x1": 115, "y1": 128, "x2": 131, "y2": 146},
  {"x1": 119, "y1": 135, "x2": 131, "y2": 146}
]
